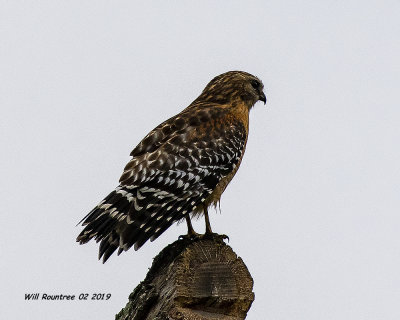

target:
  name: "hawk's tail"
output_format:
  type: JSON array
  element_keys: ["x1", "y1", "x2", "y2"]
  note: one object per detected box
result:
[
  {"x1": 76, "y1": 186, "x2": 134, "y2": 262},
  {"x1": 76, "y1": 185, "x2": 194, "y2": 263}
]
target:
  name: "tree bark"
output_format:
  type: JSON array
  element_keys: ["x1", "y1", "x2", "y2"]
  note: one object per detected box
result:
[{"x1": 115, "y1": 236, "x2": 254, "y2": 320}]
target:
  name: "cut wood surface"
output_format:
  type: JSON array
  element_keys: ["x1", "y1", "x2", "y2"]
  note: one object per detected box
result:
[{"x1": 116, "y1": 236, "x2": 254, "y2": 320}]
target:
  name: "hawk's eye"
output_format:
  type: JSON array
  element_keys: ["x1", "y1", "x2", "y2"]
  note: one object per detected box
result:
[{"x1": 251, "y1": 80, "x2": 260, "y2": 89}]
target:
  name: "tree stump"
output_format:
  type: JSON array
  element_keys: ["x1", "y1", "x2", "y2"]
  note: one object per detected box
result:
[{"x1": 116, "y1": 236, "x2": 254, "y2": 320}]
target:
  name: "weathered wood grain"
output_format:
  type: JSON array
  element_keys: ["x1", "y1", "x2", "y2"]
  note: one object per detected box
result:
[{"x1": 116, "y1": 236, "x2": 254, "y2": 320}]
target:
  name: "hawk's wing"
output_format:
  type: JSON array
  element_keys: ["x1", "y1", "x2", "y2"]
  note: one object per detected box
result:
[{"x1": 77, "y1": 105, "x2": 247, "y2": 262}]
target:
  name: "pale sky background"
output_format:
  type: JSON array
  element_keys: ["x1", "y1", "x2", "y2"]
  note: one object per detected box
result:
[{"x1": 1, "y1": 1, "x2": 400, "y2": 319}]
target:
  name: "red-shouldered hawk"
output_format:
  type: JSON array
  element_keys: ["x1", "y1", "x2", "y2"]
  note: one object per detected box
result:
[{"x1": 77, "y1": 71, "x2": 266, "y2": 262}]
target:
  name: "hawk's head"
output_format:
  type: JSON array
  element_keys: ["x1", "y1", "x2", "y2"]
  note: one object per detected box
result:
[{"x1": 197, "y1": 71, "x2": 266, "y2": 107}]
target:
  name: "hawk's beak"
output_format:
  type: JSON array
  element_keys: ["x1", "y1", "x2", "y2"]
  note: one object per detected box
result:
[{"x1": 259, "y1": 91, "x2": 266, "y2": 104}]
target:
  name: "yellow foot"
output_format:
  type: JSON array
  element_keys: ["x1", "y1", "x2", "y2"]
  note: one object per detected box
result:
[
  {"x1": 179, "y1": 232, "x2": 229, "y2": 243},
  {"x1": 202, "y1": 232, "x2": 229, "y2": 242},
  {"x1": 179, "y1": 231, "x2": 201, "y2": 241}
]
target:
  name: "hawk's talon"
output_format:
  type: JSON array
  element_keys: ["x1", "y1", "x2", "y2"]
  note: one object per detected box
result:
[
  {"x1": 178, "y1": 232, "x2": 229, "y2": 243},
  {"x1": 203, "y1": 232, "x2": 229, "y2": 242},
  {"x1": 179, "y1": 232, "x2": 200, "y2": 241}
]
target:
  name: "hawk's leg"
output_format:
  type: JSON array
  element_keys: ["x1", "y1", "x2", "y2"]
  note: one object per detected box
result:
[
  {"x1": 184, "y1": 214, "x2": 200, "y2": 238},
  {"x1": 204, "y1": 208, "x2": 213, "y2": 234},
  {"x1": 203, "y1": 208, "x2": 229, "y2": 241},
  {"x1": 179, "y1": 210, "x2": 228, "y2": 242}
]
